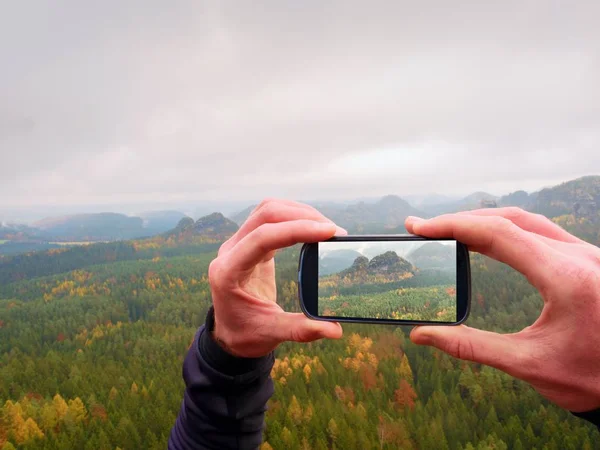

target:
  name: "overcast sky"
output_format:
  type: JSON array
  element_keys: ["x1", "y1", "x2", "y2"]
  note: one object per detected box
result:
[
  {"x1": 320, "y1": 240, "x2": 455, "y2": 258},
  {"x1": 1, "y1": 0, "x2": 599, "y2": 216}
]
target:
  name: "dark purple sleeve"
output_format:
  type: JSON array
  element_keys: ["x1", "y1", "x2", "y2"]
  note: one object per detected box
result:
[
  {"x1": 169, "y1": 307, "x2": 275, "y2": 450},
  {"x1": 572, "y1": 409, "x2": 600, "y2": 430}
]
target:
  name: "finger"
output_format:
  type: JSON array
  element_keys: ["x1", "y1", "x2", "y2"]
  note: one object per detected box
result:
[
  {"x1": 222, "y1": 201, "x2": 346, "y2": 254},
  {"x1": 408, "y1": 215, "x2": 577, "y2": 253},
  {"x1": 246, "y1": 199, "x2": 331, "y2": 232},
  {"x1": 457, "y1": 207, "x2": 582, "y2": 243},
  {"x1": 240, "y1": 201, "x2": 343, "y2": 240},
  {"x1": 410, "y1": 325, "x2": 529, "y2": 378},
  {"x1": 405, "y1": 216, "x2": 424, "y2": 234},
  {"x1": 406, "y1": 214, "x2": 559, "y2": 287},
  {"x1": 249, "y1": 198, "x2": 318, "y2": 218},
  {"x1": 275, "y1": 312, "x2": 343, "y2": 342},
  {"x1": 227, "y1": 220, "x2": 338, "y2": 273}
]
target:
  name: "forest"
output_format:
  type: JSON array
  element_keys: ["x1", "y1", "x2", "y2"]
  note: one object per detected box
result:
[
  {"x1": 0, "y1": 211, "x2": 599, "y2": 448},
  {"x1": 318, "y1": 286, "x2": 457, "y2": 322}
]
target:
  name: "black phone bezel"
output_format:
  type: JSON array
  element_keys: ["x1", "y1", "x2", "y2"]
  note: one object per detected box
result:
[{"x1": 298, "y1": 235, "x2": 471, "y2": 326}]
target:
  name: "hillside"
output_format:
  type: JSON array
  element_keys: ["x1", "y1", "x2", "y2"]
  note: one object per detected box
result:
[
  {"x1": 4, "y1": 210, "x2": 186, "y2": 247},
  {"x1": 0, "y1": 211, "x2": 236, "y2": 284},
  {"x1": 33, "y1": 213, "x2": 147, "y2": 241},
  {"x1": 132, "y1": 212, "x2": 240, "y2": 249},
  {"x1": 406, "y1": 242, "x2": 455, "y2": 270},
  {"x1": 230, "y1": 205, "x2": 256, "y2": 225},
  {"x1": 167, "y1": 212, "x2": 239, "y2": 240},
  {"x1": 498, "y1": 190, "x2": 533, "y2": 208},
  {"x1": 231, "y1": 196, "x2": 424, "y2": 232},
  {"x1": 528, "y1": 176, "x2": 600, "y2": 220},
  {"x1": 321, "y1": 195, "x2": 426, "y2": 233},
  {"x1": 318, "y1": 249, "x2": 363, "y2": 276},
  {"x1": 136, "y1": 210, "x2": 188, "y2": 236},
  {"x1": 337, "y1": 251, "x2": 414, "y2": 281},
  {"x1": 0, "y1": 223, "x2": 38, "y2": 240},
  {"x1": 421, "y1": 191, "x2": 499, "y2": 215}
]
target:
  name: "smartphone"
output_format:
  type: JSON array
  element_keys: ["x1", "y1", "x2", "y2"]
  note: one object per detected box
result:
[{"x1": 298, "y1": 235, "x2": 470, "y2": 325}]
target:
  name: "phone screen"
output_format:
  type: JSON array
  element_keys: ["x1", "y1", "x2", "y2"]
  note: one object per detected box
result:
[{"x1": 317, "y1": 240, "x2": 458, "y2": 322}]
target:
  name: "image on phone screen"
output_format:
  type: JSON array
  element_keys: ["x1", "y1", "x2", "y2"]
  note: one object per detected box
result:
[{"x1": 317, "y1": 240, "x2": 458, "y2": 322}]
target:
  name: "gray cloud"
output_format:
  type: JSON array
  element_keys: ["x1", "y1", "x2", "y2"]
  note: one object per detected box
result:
[{"x1": 1, "y1": 0, "x2": 599, "y2": 211}]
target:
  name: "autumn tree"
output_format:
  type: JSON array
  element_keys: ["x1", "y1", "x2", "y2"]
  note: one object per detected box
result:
[{"x1": 394, "y1": 379, "x2": 417, "y2": 410}]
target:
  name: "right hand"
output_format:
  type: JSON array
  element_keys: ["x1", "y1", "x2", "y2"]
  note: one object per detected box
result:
[{"x1": 405, "y1": 207, "x2": 600, "y2": 412}]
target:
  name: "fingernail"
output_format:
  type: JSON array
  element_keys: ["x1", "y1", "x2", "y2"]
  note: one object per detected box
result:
[
  {"x1": 407, "y1": 216, "x2": 425, "y2": 223},
  {"x1": 316, "y1": 222, "x2": 336, "y2": 231},
  {"x1": 410, "y1": 327, "x2": 433, "y2": 345},
  {"x1": 335, "y1": 226, "x2": 348, "y2": 236}
]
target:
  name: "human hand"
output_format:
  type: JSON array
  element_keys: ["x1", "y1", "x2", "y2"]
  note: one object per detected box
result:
[
  {"x1": 405, "y1": 207, "x2": 600, "y2": 412},
  {"x1": 209, "y1": 199, "x2": 345, "y2": 358}
]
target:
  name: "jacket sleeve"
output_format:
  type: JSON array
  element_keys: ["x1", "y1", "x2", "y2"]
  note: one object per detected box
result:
[
  {"x1": 572, "y1": 409, "x2": 600, "y2": 431},
  {"x1": 169, "y1": 307, "x2": 275, "y2": 450}
]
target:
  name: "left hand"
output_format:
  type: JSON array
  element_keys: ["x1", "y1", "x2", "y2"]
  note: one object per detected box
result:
[{"x1": 209, "y1": 199, "x2": 346, "y2": 358}]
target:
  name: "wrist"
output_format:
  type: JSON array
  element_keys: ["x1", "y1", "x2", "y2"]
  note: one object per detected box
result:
[
  {"x1": 212, "y1": 320, "x2": 242, "y2": 358},
  {"x1": 205, "y1": 305, "x2": 237, "y2": 356},
  {"x1": 200, "y1": 307, "x2": 273, "y2": 376}
]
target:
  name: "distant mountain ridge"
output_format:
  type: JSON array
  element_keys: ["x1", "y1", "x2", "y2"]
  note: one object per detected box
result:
[
  {"x1": 230, "y1": 196, "x2": 425, "y2": 233},
  {"x1": 8, "y1": 210, "x2": 188, "y2": 243},
  {"x1": 528, "y1": 176, "x2": 600, "y2": 220},
  {"x1": 0, "y1": 223, "x2": 39, "y2": 240},
  {"x1": 33, "y1": 213, "x2": 146, "y2": 241},
  {"x1": 137, "y1": 210, "x2": 188, "y2": 236},
  {"x1": 420, "y1": 192, "x2": 499, "y2": 215},
  {"x1": 339, "y1": 251, "x2": 414, "y2": 279},
  {"x1": 230, "y1": 205, "x2": 256, "y2": 225},
  {"x1": 406, "y1": 242, "x2": 455, "y2": 270},
  {"x1": 320, "y1": 195, "x2": 426, "y2": 233},
  {"x1": 2, "y1": 175, "x2": 599, "y2": 255},
  {"x1": 318, "y1": 249, "x2": 363, "y2": 276},
  {"x1": 161, "y1": 212, "x2": 239, "y2": 244}
]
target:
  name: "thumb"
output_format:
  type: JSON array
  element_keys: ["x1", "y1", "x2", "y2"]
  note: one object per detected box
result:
[
  {"x1": 276, "y1": 313, "x2": 343, "y2": 343},
  {"x1": 410, "y1": 325, "x2": 526, "y2": 375}
]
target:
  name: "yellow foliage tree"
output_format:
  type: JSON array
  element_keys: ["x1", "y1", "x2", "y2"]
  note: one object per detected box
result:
[
  {"x1": 40, "y1": 403, "x2": 58, "y2": 431},
  {"x1": 52, "y1": 394, "x2": 68, "y2": 421},
  {"x1": 65, "y1": 397, "x2": 87, "y2": 425},
  {"x1": 141, "y1": 386, "x2": 150, "y2": 399},
  {"x1": 281, "y1": 427, "x2": 293, "y2": 446},
  {"x1": 398, "y1": 354, "x2": 414, "y2": 383},
  {"x1": 22, "y1": 418, "x2": 44, "y2": 442},
  {"x1": 286, "y1": 396, "x2": 303, "y2": 425},
  {"x1": 327, "y1": 418, "x2": 339, "y2": 442},
  {"x1": 10, "y1": 410, "x2": 26, "y2": 444},
  {"x1": 259, "y1": 442, "x2": 274, "y2": 450},
  {"x1": 109, "y1": 387, "x2": 119, "y2": 401},
  {"x1": 356, "y1": 402, "x2": 367, "y2": 419},
  {"x1": 303, "y1": 403, "x2": 314, "y2": 422},
  {"x1": 349, "y1": 333, "x2": 363, "y2": 351},
  {"x1": 360, "y1": 337, "x2": 373, "y2": 353},
  {"x1": 2, "y1": 400, "x2": 23, "y2": 426},
  {"x1": 368, "y1": 353, "x2": 379, "y2": 370},
  {"x1": 302, "y1": 364, "x2": 312, "y2": 383},
  {"x1": 291, "y1": 356, "x2": 302, "y2": 369}
]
